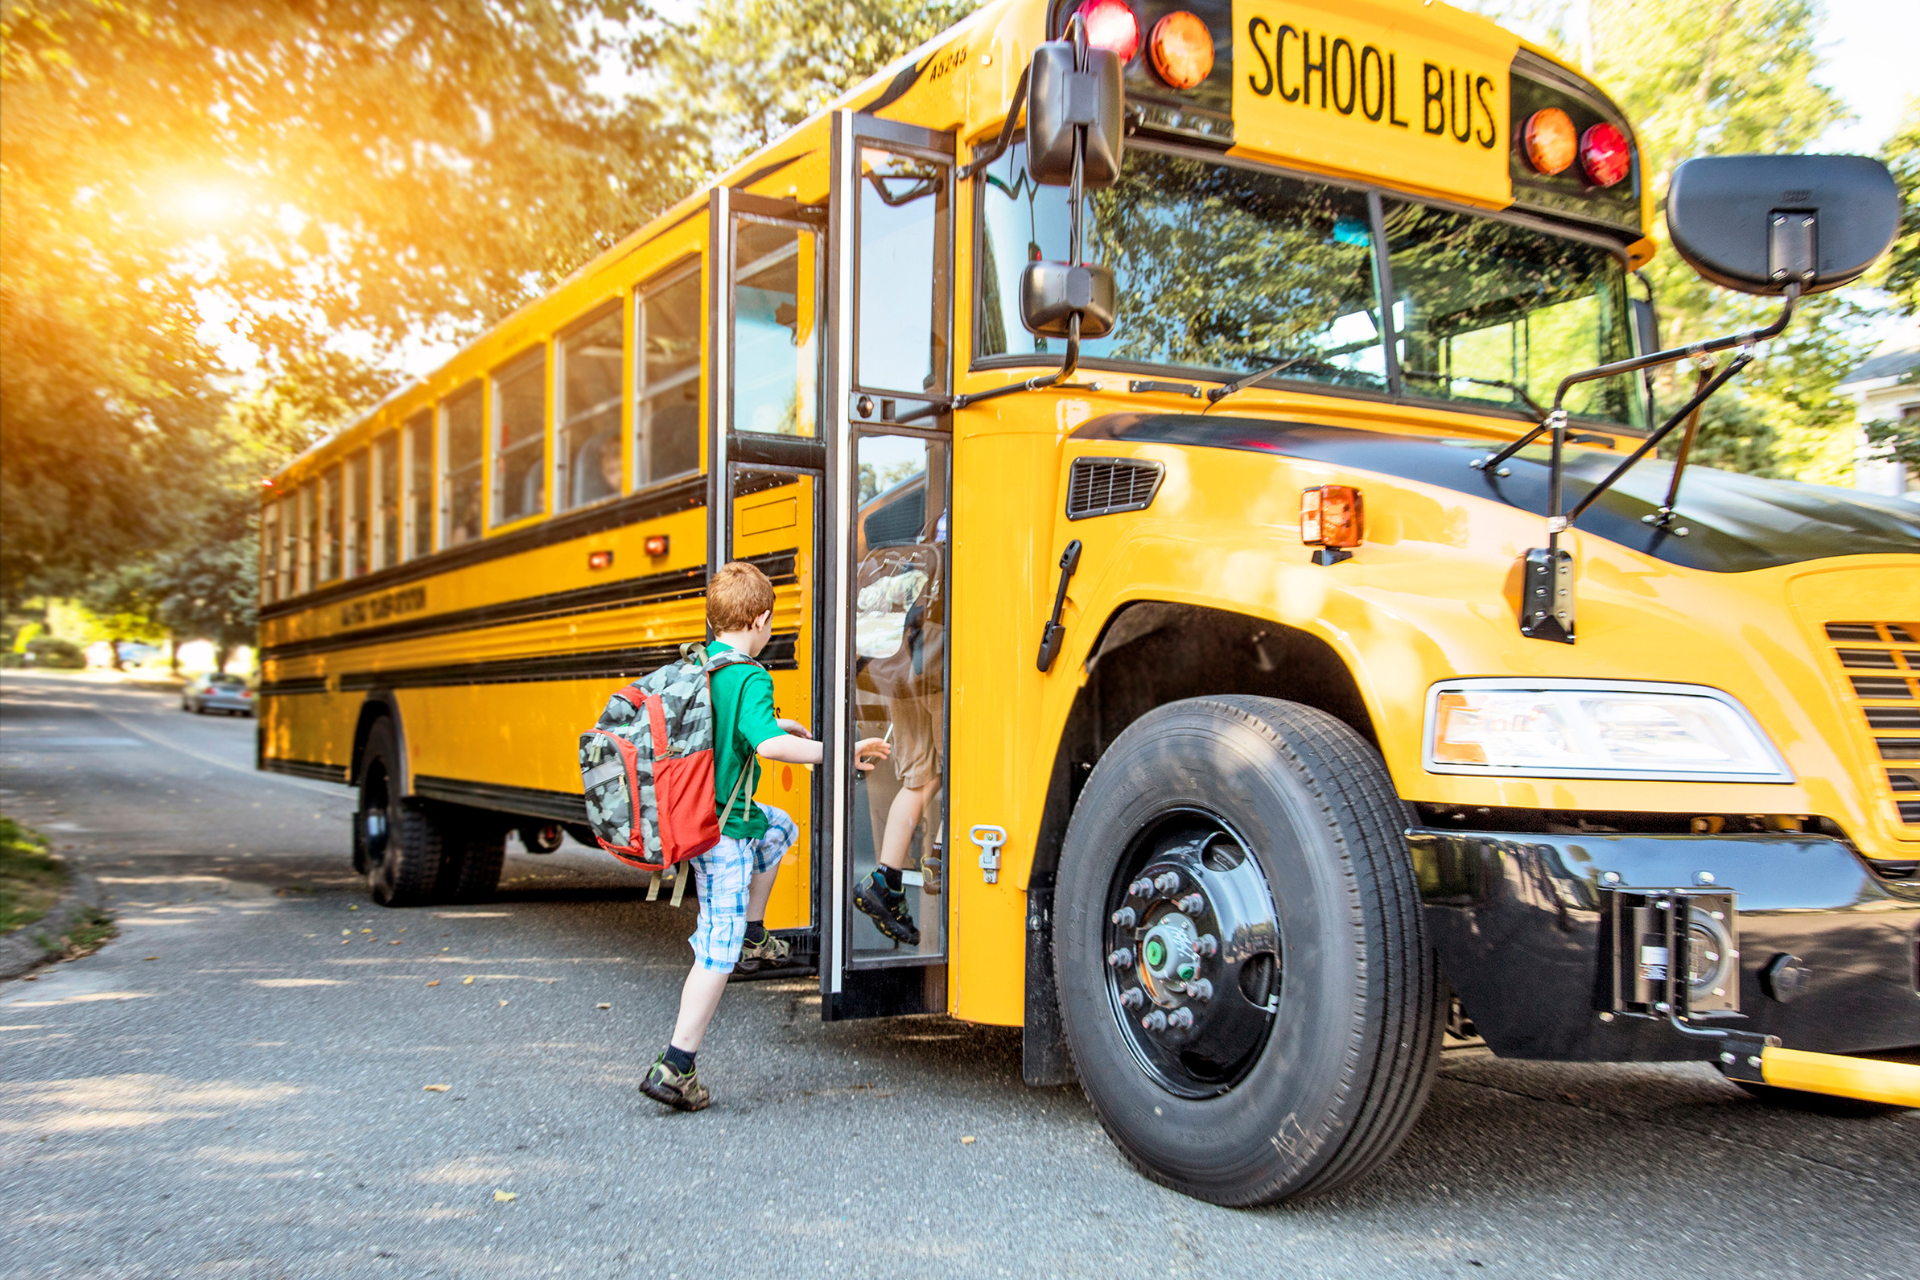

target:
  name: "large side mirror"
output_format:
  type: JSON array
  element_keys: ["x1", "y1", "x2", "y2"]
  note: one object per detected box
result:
[
  {"x1": 1667, "y1": 154, "x2": 1899, "y2": 295},
  {"x1": 1018, "y1": 17, "x2": 1124, "y2": 349}
]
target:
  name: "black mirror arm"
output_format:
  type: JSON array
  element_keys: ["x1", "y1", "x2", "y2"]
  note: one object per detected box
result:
[
  {"x1": 955, "y1": 65, "x2": 1031, "y2": 184},
  {"x1": 1473, "y1": 284, "x2": 1800, "y2": 481},
  {"x1": 1560, "y1": 350, "x2": 1753, "y2": 526},
  {"x1": 894, "y1": 313, "x2": 1083, "y2": 423}
]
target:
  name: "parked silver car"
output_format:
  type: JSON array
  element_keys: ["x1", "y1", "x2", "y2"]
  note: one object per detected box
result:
[{"x1": 182, "y1": 675, "x2": 255, "y2": 716}]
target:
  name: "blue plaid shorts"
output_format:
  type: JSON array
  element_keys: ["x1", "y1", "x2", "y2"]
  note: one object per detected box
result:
[{"x1": 688, "y1": 803, "x2": 798, "y2": 972}]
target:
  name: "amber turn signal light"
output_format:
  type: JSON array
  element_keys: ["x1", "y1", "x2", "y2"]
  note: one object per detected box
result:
[
  {"x1": 1300, "y1": 485, "x2": 1363, "y2": 548},
  {"x1": 1430, "y1": 692, "x2": 1489, "y2": 765},
  {"x1": 1523, "y1": 108, "x2": 1576, "y2": 176},
  {"x1": 644, "y1": 535, "x2": 669, "y2": 557},
  {"x1": 1149, "y1": 11, "x2": 1213, "y2": 88}
]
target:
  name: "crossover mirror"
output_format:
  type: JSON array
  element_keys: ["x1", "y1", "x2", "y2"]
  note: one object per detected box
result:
[
  {"x1": 1667, "y1": 154, "x2": 1899, "y2": 296},
  {"x1": 1021, "y1": 261, "x2": 1117, "y2": 338}
]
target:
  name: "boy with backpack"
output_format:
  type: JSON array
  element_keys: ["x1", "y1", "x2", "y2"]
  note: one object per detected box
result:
[{"x1": 638, "y1": 560, "x2": 890, "y2": 1111}]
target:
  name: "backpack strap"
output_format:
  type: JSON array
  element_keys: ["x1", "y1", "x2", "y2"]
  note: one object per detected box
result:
[
  {"x1": 646, "y1": 869, "x2": 663, "y2": 901},
  {"x1": 669, "y1": 862, "x2": 691, "y2": 908}
]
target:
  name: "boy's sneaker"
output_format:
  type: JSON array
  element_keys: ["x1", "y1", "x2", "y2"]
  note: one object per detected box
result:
[
  {"x1": 920, "y1": 845, "x2": 942, "y2": 896},
  {"x1": 854, "y1": 869, "x2": 920, "y2": 946},
  {"x1": 734, "y1": 929, "x2": 792, "y2": 974},
  {"x1": 639, "y1": 1054, "x2": 710, "y2": 1112}
]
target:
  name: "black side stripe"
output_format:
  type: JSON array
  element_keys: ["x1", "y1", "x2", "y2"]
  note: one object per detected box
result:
[
  {"x1": 260, "y1": 757, "x2": 349, "y2": 784},
  {"x1": 262, "y1": 549, "x2": 798, "y2": 662},
  {"x1": 333, "y1": 632, "x2": 800, "y2": 692},
  {"x1": 259, "y1": 477, "x2": 706, "y2": 623},
  {"x1": 259, "y1": 677, "x2": 329, "y2": 696},
  {"x1": 862, "y1": 57, "x2": 931, "y2": 115},
  {"x1": 414, "y1": 776, "x2": 588, "y2": 823}
]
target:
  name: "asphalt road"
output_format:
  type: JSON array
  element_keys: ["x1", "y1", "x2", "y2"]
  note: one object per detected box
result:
[{"x1": 2, "y1": 669, "x2": 1915, "y2": 1280}]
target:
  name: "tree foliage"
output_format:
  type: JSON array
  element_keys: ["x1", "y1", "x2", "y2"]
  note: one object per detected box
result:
[
  {"x1": 1880, "y1": 99, "x2": 1920, "y2": 315},
  {"x1": 1, "y1": 0, "x2": 705, "y2": 610}
]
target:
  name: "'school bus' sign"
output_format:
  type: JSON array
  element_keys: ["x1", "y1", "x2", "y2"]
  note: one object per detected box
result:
[{"x1": 1231, "y1": 0, "x2": 1516, "y2": 207}]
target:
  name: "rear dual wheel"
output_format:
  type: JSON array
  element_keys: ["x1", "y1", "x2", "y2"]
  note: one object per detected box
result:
[
  {"x1": 357, "y1": 719, "x2": 503, "y2": 907},
  {"x1": 1055, "y1": 696, "x2": 1442, "y2": 1206}
]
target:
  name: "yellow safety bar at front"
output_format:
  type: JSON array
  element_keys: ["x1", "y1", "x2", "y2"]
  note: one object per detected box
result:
[{"x1": 1759, "y1": 1047, "x2": 1920, "y2": 1109}]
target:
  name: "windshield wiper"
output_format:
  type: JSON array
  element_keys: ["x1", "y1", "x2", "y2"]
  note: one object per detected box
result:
[
  {"x1": 1400, "y1": 369, "x2": 1547, "y2": 419},
  {"x1": 1205, "y1": 352, "x2": 1314, "y2": 404}
]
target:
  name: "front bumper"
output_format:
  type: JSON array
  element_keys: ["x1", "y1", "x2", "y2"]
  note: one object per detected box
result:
[{"x1": 1411, "y1": 829, "x2": 1920, "y2": 1061}]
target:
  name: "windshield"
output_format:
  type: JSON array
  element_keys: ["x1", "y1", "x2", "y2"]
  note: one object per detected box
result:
[{"x1": 975, "y1": 144, "x2": 1642, "y2": 427}]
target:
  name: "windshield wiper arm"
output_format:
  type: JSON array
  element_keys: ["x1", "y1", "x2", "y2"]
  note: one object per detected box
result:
[{"x1": 1206, "y1": 353, "x2": 1313, "y2": 404}]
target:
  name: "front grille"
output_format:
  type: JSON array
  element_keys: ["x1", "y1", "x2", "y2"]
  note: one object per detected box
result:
[
  {"x1": 1066, "y1": 456, "x2": 1165, "y2": 520},
  {"x1": 1825, "y1": 621, "x2": 1920, "y2": 827}
]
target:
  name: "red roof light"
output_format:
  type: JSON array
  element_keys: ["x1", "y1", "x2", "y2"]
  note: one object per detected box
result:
[
  {"x1": 1077, "y1": 0, "x2": 1139, "y2": 64},
  {"x1": 1580, "y1": 122, "x2": 1631, "y2": 188}
]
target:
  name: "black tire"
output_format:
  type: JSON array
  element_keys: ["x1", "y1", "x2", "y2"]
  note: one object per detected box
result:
[
  {"x1": 1732, "y1": 1080, "x2": 1903, "y2": 1118},
  {"x1": 436, "y1": 819, "x2": 506, "y2": 903},
  {"x1": 359, "y1": 718, "x2": 447, "y2": 908},
  {"x1": 1054, "y1": 695, "x2": 1443, "y2": 1206}
]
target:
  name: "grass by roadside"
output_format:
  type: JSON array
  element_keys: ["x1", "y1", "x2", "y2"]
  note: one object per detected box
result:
[{"x1": 1, "y1": 815, "x2": 67, "y2": 934}]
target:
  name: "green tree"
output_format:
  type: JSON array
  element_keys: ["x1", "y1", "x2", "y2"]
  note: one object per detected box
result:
[
  {"x1": 1879, "y1": 99, "x2": 1920, "y2": 314},
  {"x1": 2, "y1": 0, "x2": 703, "y2": 607},
  {"x1": 672, "y1": 0, "x2": 977, "y2": 158}
]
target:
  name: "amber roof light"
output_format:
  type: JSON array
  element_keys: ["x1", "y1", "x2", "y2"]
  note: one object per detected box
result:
[
  {"x1": 1149, "y1": 11, "x2": 1213, "y2": 88},
  {"x1": 1523, "y1": 108, "x2": 1577, "y2": 176}
]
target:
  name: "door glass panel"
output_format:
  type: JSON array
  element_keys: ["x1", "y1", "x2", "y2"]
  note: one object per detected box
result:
[
  {"x1": 849, "y1": 432, "x2": 949, "y2": 963},
  {"x1": 732, "y1": 217, "x2": 821, "y2": 436},
  {"x1": 729, "y1": 466, "x2": 817, "y2": 932},
  {"x1": 855, "y1": 148, "x2": 949, "y2": 398}
]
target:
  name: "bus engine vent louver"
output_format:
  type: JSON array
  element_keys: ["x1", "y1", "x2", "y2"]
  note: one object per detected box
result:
[
  {"x1": 1066, "y1": 457, "x2": 1164, "y2": 520},
  {"x1": 1824, "y1": 621, "x2": 1920, "y2": 826}
]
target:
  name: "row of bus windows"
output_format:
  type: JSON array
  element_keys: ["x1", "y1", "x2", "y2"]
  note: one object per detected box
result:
[{"x1": 261, "y1": 261, "x2": 701, "y2": 603}]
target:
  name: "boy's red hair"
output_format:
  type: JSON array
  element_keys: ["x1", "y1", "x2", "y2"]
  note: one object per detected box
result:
[{"x1": 707, "y1": 561, "x2": 775, "y2": 632}]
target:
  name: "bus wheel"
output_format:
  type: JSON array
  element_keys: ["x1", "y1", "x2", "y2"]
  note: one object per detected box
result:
[
  {"x1": 1054, "y1": 695, "x2": 1442, "y2": 1206},
  {"x1": 358, "y1": 719, "x2": 446, "y2": 908},
  {"x1": 436, "y1": 819, "x2": 506, "y2": 903}
]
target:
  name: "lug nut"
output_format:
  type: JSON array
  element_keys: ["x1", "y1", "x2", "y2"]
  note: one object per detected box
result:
[
  {"x1": 1166, "y1": 1007, "x2": 1195, "y2": 1030},
  {"x1": 1107, "y1": 947, "x2": 1134, "y2": 969},
  {"x1": 1195, "y1": 933, "x2": 1218, "y2": 958},
  {"x1": 1153, "y1": 871, "x2": 1182, "y2": 894},
  {"x1": 1110, "y1": 907, "x2": 1136, "y2": 929},
  {"x1": 1175, "y1": 893, "x2": 1205, "y2": 916},
  {"x1": 1119, "y1": 986, "x2": 1145, "y2": 1010},
  {"x1": 1128, "y1": 878, "x2": 1154, "y2": 899},
  {"x1": 1186, "y1": 978, "x2": 1213, "y2": 1002},
  {"x1": 1141, "y1": 1009, "x2": 1168, "y2": 1032}
]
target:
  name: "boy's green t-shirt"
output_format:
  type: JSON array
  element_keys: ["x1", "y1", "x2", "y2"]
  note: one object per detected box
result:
[{"x1": 707, "y1": 641, "x2": 785, "y2": 840}]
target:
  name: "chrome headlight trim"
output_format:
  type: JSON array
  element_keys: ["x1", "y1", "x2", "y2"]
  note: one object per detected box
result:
[{"x1": 1421, "y1": 678, "x2": 1795, "y2": 783}]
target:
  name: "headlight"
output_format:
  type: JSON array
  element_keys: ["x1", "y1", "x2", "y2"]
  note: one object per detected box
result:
[{"x1": 1423, "y1": 680, "x2": 1793, "y2": 782}]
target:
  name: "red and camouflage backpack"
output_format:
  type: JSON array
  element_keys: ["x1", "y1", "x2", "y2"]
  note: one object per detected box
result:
[{"x1": 578, "y1": 642, "x2": 761, "y2": 904}]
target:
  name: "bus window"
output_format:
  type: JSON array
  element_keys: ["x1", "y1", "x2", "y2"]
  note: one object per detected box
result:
[
  {"x1": 855, "y1": 148, "x2": 950, "y2": 399},
  {"x1": 977, "y1": 145, "x2": 1387, "y2": 391},
  {"x1": 278, "y1": 494, "x2": 296, "y2": 600},
  {"x1": 344, "y1": 450, "x2": 369, "y2": 578},
  {"x1": 732, "y1": 219, "x2": 820, "y2": 436},
  {"x1": 491, "y1": 350, "x2": 547, "y2": 525},
  {"x1": 637, "y1": 264, "x2": 701, "y2": 483},
  {"x1": 319, "y1": 465, "x2": 343, "y2": 583},
  {"x1": 557, "y1": 307, "x2": 623, "y2": 510},
  {"x1": 404, "y1": 411, "x2": 433, "y2": 559},
  {"x1": 260, "y1": 502, "x2": 278, "y2": 606},
  {"x1": 1382, "y1": 201, "x2": 1639, "y2": 425},
  {"x1": 441, "y1": 386, "x2": 483, "y2": 548},
  {"x1": 372, "y1": 432, "x2": 399, "y2": 571},
  {"x1": 298, "y1": 481, "x2": 316, "y2": 594}
]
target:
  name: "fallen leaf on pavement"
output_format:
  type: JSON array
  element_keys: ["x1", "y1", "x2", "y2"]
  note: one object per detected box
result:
[
  {"x1": 596, "y1": 1003, "x2": 610, "y2": 1010},
  {"x1": 350, "y1": 905, "x2": 359, "y2": 911},
  {"x1": 142, "y1": 956, "x2": 158, "y2": 961},
  {"x1": 961, "y1": 1136, "x2": 976, "y2": 1145},
  {"x1": 342, "y1": 930, "x2": 352, "y2": 936},
  {"x1": 463, "y1": 976, "x2": 475, "y2": 985},
  {"x1": 388, "y1": 940, "x2": 401, "y2": 946},
  {"x1": 426, "y1": 980, "x2": 440, "y2": 987},
  {"x1": 498, "y1": 1000, "x2": 509, "y2": 1007},
  {"x1": 361, "y1": 929, "x2": 373, "y2": 934},
  {"x1": 423, "y1": 1084, "x2": 450, "y2": 1092},
  {"x1": 493, "y1": 1190, "x2": 516, "y2": 1203}
]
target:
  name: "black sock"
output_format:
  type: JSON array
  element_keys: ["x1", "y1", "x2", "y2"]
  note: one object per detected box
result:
[
  {"x1": 663, "y1": 1044, "x2": 695, "y2": 1074},
  {"x1": 882, "y1": 866, "x2": 903, "y2": 892},
  {"x1": 744, "y1": 920, "x2": 768, "y2": 945}
]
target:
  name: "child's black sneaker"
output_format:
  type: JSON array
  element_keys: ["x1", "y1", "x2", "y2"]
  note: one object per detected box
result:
[
  {"x1": 639, "y1": 1053, "x2": 710, "y2": 1111},
  {"x1": 854, "y1": 869, "x2": 920, "y2": 945}
]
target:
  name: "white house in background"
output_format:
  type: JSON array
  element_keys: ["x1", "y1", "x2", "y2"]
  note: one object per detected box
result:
[{"x1": 1837, "y1": 315, "x2": 1919, "y2": 499}]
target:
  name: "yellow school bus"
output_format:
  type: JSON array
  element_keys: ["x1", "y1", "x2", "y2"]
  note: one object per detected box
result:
[{"x1": 259, "y1": 0, "x2": 1920, "y2": 1203}]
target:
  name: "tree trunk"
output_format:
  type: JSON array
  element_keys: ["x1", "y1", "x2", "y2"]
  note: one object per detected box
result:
[
  {"x1": 214, "y1": 641, "x2": 232, "y2": 674},
  {"x1": 168, "y1": 635, "x2": 180, "y2": 675},
  {"x1": 109, "y1": 638, "x2": 125, "y2": 671}
]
